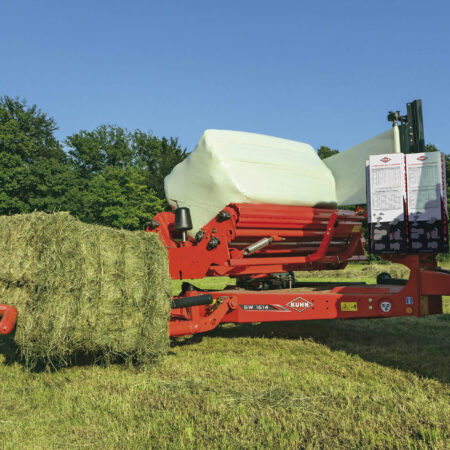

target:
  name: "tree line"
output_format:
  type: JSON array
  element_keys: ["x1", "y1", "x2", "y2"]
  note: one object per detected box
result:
[
  {"x1": 0, "y1": 96, "x2": 187, "y2": 229},
  {"x1": 0, "y1": 96, "x2": 447, "y2": 231}
]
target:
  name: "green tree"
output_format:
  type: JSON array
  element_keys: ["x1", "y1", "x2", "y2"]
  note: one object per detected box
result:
[
  {"x1": 79, "y1": 166, "x2": 164, "y2": 229},
  {"x1": 0, "y1": 98, "x2": 187, "y2": 229},
  {"x1": 317, "y1": 146, "x2": 339, "y2": 160},
  {"x1": 65, "y1": 125, "x2": 185, "y2": 229},
  {"x1": 132, "y1": 131, "x2": 187, "y2": 199},
  {"x1": 0, "y1": 96, "x2": 75, "y2": 214},
  {"x1": 66, "y1": 125, "x2": 134, "y2": 176},
  {"x1": 424, "y1": 144, "x2": 439, "y2": 153}
]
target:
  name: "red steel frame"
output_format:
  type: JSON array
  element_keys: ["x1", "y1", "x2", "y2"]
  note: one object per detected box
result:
[
  {"x1": 149, "y1": 203, "x2": 450, "y2": 337},
  {"x1": 1, "y1": 203, "x2": 449, "y2": 338},
  {"x1": 150, "y1": 203, "x2": 366, "y2": 279},
  {"x1": 0, "y1": 304, "x2": 18, "y2": 335}
]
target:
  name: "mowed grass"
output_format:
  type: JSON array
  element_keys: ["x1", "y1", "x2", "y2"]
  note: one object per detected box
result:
[{"x1": 0, "y1": 264, "x2": 449, "y2": 448}]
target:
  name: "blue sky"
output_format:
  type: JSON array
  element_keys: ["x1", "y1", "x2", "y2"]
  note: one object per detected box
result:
[{"x1": 1, "y1": 0, "x2": 449, "y2": 153}]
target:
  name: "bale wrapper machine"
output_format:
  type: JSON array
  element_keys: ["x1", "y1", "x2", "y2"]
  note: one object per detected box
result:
[
  {"x1": 149, "y1": 202, "x2": 449, "y2": 337},
  {"x1": 0, "y1": 100, "x2": 449, "y2": 338},
  {"x1": 150, "y1": 99, "x2": 450, "y2": 338}
]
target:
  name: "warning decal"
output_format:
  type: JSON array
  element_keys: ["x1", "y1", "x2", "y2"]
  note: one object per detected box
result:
[{"x1": 341, "y1": 302, "x2": 358, "y2": 311}]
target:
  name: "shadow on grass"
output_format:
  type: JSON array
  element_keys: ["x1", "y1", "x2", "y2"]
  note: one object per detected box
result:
[
  {"x1": 0, "y1": 331, "x2": 163, "y2": 372},
  {"x1": 0, "y1": 337, "x2": 88, "y2": 372},
  {"x1": 3, "y1": 313, "x2": 448, "y2": 380},
  {"x1": 204, "y1": 314, "x2": 450, "y2": 383}
]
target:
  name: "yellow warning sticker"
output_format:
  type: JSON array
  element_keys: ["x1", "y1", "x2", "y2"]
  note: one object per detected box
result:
[
  {"x1": 352, "y1": 225, "x2": 362, "y2": 233},
  {"x1": 341, "y1": 302, "x2": 358, "y2": 311}
]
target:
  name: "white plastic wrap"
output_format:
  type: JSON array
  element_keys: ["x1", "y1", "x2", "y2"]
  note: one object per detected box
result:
[
  {"x1": 406, "y1": 151, "x2": 447, "y2": 221},
  {"x1": 165, "y1": 130, "x2": 337, "y2": 236},
  {"x1": 323, "y1": 127, "x2": 401, "y2": 205}
]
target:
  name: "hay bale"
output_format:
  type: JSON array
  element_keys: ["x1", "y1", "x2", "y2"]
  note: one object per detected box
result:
[{"x1": 0, "y1": 212, "x2": 171, "y2": 368}]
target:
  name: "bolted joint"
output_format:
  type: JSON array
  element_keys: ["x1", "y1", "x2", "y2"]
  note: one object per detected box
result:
[
  {"x1": 195, "y1": 230, "x2": 204, "y2": 243},
  {"x1": 207, "y1": 237, "x2": 220, "y2": 250},
  {"x1": 216, "y1": 210, "x2": 231, "y2": 222}
]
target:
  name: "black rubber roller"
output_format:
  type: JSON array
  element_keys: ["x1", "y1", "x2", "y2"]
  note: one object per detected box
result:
[{"x1": 171, "y1": 294, "x2": 214, "y2": 309}]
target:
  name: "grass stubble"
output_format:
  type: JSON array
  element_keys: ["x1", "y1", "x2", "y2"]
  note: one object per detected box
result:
[{"x1": 0, "y1": 238, "x2": 448, "y2": 448}]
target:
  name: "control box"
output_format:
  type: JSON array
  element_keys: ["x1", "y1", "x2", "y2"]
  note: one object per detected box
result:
[
  {"x1": 367, "y1": 151, "x2": 448, "y2": 254},
  {"x1": 367, "y1": 153, "x2": 407, "y2": 254},
  {"x1": 406, "y1": 152, "x2": 448, "y2": 253}
]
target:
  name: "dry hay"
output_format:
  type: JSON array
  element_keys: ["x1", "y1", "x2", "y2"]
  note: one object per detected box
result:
[{"x1": 0, "y1": 212, "x2": 171, "y2": 368}]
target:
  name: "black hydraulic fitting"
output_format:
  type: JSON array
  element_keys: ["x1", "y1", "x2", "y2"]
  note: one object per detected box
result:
[
  {"x1": 207, "y1": 237, "x2": 220, "y2": 250},
  {"x1": 195, "y1": 230, "x2": 204, "y2": 243},
  {"x1": 216, "y1": 210, "x2": 231, "y2": 222}
]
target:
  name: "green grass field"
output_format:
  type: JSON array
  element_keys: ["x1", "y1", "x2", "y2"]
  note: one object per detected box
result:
[{"x1": 0, "y1": 264, "x2": 449, "y2": 448}]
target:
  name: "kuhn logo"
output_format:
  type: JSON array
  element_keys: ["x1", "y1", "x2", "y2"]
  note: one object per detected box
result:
[
  {"x1": 286, "y1": 297, "x2": 313, "y2": 313},
  {"x1": 417, "y1": 155, "x2": 427, "y2": 161},
  {"x1": 380, "y1": 157, "x2": 391, "y2": 163}
]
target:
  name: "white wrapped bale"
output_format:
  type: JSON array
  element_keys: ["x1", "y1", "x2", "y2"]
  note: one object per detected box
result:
[
  {"x1": 165, "y1": 130, "x2": 337, "y2": 236},
  {"x1": 323, "y1": 127, "x2": 401, "y2": 205}
]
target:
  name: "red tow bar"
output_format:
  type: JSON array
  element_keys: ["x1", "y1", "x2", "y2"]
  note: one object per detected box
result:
[{"x1": 0, "y1": 305, "x2": 18, "y2": 335}]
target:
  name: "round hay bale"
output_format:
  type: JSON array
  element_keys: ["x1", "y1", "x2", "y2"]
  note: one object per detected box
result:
[{"x1": 0, "y1": 212, "x2": 171, "y2": 368}]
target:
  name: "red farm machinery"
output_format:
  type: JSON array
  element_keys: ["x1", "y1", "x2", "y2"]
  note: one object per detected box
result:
[
  {"x1": 0, "y1": 100, "x2": 449, "y2": 338},
  {"x1": 148, "y1": 202, "x2": 449, "y2": 337}
]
